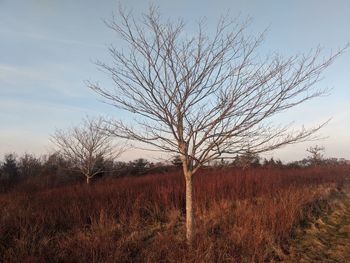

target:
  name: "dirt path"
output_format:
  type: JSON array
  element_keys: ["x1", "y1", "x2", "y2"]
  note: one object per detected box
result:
[{"x1": 283, "y1": 186, "x2": 350, "y2": 263}]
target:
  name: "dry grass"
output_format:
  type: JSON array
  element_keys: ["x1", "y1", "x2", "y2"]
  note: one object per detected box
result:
[
  {"x1": 0, "y1": 167, "x2": 348, "y2": 262},
  {"x1": 284, "y1": 182, "x2": 350, "y2": 263}
]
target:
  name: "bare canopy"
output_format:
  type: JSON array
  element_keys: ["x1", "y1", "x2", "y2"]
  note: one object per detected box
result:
[
  {"x1": 89, "y1": 6, "x2": 347, "y2": 241},
  {"x1": 51, "y1": 117, "x2": 125, "y2": 184}
]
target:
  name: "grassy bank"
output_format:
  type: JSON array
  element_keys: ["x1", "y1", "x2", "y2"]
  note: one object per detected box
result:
[{"x1": 283, "y1": 180, "x2": 350, "y2": 262}]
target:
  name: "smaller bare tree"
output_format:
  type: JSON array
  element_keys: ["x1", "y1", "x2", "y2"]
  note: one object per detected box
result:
[
  {"x1": 307, "y1": 145, "x2": 325, "y2": 166},
  {"x1": 51, "y1": 117, "x2": 125, "y2": 184}
]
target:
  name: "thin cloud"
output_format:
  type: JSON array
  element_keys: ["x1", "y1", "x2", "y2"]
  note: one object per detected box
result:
[
  {"x1": 0, "y1": 28, "x2": 105, "y2": 48},
  {"x1": 0, "y1": 63, "x2": 90, "y2": 98}
]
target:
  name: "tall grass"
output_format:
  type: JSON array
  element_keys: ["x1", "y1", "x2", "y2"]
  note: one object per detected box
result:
[{"x1": 0, "y1": 166, "x2": 348, "y2": 262}]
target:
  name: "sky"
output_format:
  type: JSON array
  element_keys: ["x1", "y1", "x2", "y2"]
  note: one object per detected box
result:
[{"x1": 0, "y1": 0, "x2": 349, "y2": 162}]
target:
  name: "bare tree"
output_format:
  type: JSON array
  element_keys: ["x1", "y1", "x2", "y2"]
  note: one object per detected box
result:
[
  {"x1": 18, "y1": 153, "x2": 42, "y2": 177},
  {"x1": 51, "y1": 117, "x2": 125, "y2": 184},
  {"x1": 89, "y1": 6, "x2": 347, "y2": 241},
  {"x1": 234, "y1": 150, "x2": 260, "y2": 169},
  {"x1": 307, "y1": 145, "x2": 325, "y2": 165}
]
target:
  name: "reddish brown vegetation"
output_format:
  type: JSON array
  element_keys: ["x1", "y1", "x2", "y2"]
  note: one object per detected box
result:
[{"x1": 0, "y1": 166, "x2": 348, "y2": 262}]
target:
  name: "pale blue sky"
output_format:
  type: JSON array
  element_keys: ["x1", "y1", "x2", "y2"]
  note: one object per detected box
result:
[{"x1": 0, "y1": 0, "x2": 349, "y2": 161}]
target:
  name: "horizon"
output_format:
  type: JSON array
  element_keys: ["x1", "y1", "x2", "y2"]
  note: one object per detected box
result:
[{"x1": 1, "y1": 0, "x2": 349, "y2": 162}]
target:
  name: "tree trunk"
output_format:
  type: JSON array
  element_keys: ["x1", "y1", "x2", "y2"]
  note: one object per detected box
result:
[
  {"x1": 86, "y1": 177, "x2": 90, "y2": 185},
  {"x1": 185, "y1": 173, "x2": 194, "y2": 243}
]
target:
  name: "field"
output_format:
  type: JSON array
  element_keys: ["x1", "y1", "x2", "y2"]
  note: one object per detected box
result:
[{"x1": 0, "y1": 166, "x2": 348, "y2": 263}]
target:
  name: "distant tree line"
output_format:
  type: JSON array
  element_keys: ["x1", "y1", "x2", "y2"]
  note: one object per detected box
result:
[
  {"x1": 0, "y1": 145, "x2": 349, "y2": 193},
  {"x1": 175, "y1": 145, "x2": 350, "y2": 170},
  {"x1": 0, "y1": 152, "x2": 174, "y2": 192}
]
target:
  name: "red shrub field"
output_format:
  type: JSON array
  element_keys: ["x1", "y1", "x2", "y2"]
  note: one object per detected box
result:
[{"x1": 0, "y1": 166, "x2": 348, "y2": 262}]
